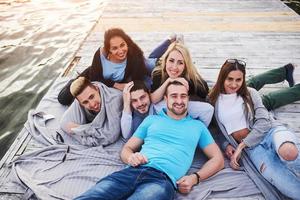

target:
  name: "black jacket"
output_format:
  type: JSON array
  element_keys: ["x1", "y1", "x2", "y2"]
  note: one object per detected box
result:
[{"x1": 58, "y1": 48, "x2": 134, "y2": 105}]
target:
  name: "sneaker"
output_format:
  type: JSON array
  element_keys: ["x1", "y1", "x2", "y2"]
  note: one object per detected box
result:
[
  {"x1": 168, "y1": 33, "x2": 177, "y2": 43},
  {"x1": 176, "y1": 34, "x2": 184, "y2": 44},
  {"x1": 285, "y1": 63, "x2": 295, "y2": 87}
]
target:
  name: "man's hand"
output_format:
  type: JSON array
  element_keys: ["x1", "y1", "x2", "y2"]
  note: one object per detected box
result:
[
  {"x1": 66, "y1": 122, "x2": 79, "y2": 134},
  {"x1": 123, "y1": 81, "x2": 134, "y2": 113},
  {"x1": 225, "y1": 144, "x2": 235, "y2": 159},
  {"x1": 176, "y1": 175, "x2": 197, "y2": 194},
  {"x1": 127, "y1": 152, "x2": 148, "y2": 167}
]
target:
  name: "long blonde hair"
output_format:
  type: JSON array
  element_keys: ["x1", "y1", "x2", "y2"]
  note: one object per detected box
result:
[{"x1": 152, "y1": 42, "x2": 207, "y2": 95}]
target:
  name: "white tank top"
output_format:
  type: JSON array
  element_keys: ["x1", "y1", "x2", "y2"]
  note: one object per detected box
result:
[{"x1": 218, "y1": 93, "x2": 248, "y2": 135}]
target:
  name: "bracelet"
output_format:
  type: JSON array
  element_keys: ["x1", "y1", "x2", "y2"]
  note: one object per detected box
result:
[{"x1": 192, "y1": 172, "x2": 200, "y2": 185}]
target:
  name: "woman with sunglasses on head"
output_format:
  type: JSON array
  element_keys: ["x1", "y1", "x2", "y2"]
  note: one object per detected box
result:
[
  {"x1": 58, "y1": 28, "x2": 178, "y2": 106},
  {"x1": 209, "y1": 59, "x2": 300, "y2": 200},
  {"x1": 150, "y1": 42, "x2": 209, "y2": 103}
]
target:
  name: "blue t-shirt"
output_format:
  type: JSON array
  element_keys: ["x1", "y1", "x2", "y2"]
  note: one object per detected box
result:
[
  {"x1": 133, "y1": 109, "x2": 214, "y2": 187},
  {"x1": 100, "y1": 53, "x2": 127, "y2": 81},
  {"x1": 100, "y1": 53, "x2": 155, "y2": 88}
]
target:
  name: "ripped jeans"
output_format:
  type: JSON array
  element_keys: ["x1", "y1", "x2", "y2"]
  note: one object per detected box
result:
[
  {"x1": 74, "y1": 166, "x2": 175, "y2": 200},
  {"x1": 248, "y1": 125, "x2": 300, "y2": 200}
]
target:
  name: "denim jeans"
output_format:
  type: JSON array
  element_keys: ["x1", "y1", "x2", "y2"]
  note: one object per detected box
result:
[
  {"x1": 148, "y1": 39, "x2": 171, "y2": 59},
  {"x1": 247, "y1": 126, "x2": 300, "y2": 200},
  {"x1": 144, "y1": 39, "x2": 172, "y2": 89},
  {"x1": 145, "y1": 39, "x2": 171, "y2": 73},
  {"x1": 74, "y1": 166, "x2": 175, "y2": 200}
]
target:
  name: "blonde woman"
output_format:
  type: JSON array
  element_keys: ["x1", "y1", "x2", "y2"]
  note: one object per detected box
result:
[{"x1": 151, "y1": 42, "x2": 209, "y2": 103}]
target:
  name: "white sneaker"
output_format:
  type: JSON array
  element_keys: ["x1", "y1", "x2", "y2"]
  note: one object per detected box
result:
[
  {"x1": 293, "y1": 63, "x2": 300, "y2": 85},
  {"x1": 176, "y1": 34, "x2": 184, "y2": 44},
  {"x1": 168, "y1": 33, "x2": 177, "y2": 43}
]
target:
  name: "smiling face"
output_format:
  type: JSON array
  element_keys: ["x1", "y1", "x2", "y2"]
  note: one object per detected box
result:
[
  {"x1": 130, "y1": 89, "x2": 151, "y2": 114},
  {"x1": 224, "y1": 70, "x2": 244, "y2": 94},
  {"x1": 165, "y1": 84, "x2": 189, "y2": 119},
  {"x1": 108, "y1": 36, "x2": 128, "y2": 62},
  {"x1": 165, "y1": 50, "x2": 185, "y2": 78},
  {"x1": 76, "y1": 86, "x2": 101, "y2": 112}
]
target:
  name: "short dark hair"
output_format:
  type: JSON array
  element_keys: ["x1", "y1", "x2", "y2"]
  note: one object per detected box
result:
[
  {"x1": 165, "y1": 80, "x2": 185, "y2": 96},
  {"x1": 130, "y1": 80, "x2": 149, "y2": 93}
]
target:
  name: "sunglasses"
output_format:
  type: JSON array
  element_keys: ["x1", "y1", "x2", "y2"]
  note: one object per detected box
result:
[{"x1": 226, "y1": 59, "x2": 246, "y2": 67}]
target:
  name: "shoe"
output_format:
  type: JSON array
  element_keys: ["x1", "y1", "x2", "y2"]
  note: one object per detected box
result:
[
  {"x1": 176, "y1": 34, "x2": 184, "y2": 44},
  {"x1": 168, "y1": 33, "x2": 177, "y2": 43},
  {"x1": 285, "y1": 63, "x2": 295, "y2": 87}
]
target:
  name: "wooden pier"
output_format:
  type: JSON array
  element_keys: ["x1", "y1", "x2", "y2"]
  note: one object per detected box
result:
[{"x1": 0, "y1": 0, "x2": 299, "y2": 199}]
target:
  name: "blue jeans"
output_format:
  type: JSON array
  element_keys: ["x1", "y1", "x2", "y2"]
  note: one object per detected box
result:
[
  {"x1": 148, "y1": 39, "x2": 171, "y2": 59},
  {"x1": 144, "y1": 39, "x2": 171, "y2": 89},
  {"x1": 145, "y1": 39, "x2": 171, "y2": 73},
  {"x1": 248, "y1": 126, "x2": 300, "y2": 200},
  {"x1": 74, "y1": 166, "x2": 175, "y2": 200}
]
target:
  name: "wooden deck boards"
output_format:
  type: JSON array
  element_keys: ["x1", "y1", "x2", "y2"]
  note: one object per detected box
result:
[{"x1": 0, "y1": 0, "x2": 299, "y2": 199}]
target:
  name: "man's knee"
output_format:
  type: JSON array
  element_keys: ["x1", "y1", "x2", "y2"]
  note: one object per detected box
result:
[{"x1": 278, "y1": 142, "x2": 298, "y2": 161}]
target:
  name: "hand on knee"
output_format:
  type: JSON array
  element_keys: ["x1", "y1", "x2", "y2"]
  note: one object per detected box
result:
[{"x1": 278, "y1": 142, "x2": 298, "y2": 161}]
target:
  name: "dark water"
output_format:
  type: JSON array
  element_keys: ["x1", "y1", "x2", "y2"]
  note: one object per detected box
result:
[
  {"x1": 283, "y1": 0, "x2": 300, "y2": 14},
  {"x1": 0, "y1": 0, "x2": 104, "y2": 158}
]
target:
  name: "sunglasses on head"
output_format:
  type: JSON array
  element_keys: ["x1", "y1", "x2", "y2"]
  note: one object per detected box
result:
[{"x1": 226, "y1": 59, "x2": 246, "y2": 67}]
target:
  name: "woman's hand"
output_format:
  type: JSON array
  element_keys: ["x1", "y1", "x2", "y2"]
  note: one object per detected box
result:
[
  {"x1": 173, "y1": 77, "x2": 189, "y2": 91},
  {"x1": 225, "y1": 144, "x2": 235, "y2": 159},
  {"x1": 230, "y1": 142, "x2": 246, "y2": 170},
  {"x1": 113, "y1": 82, "x2": 127, "y2": 91}
]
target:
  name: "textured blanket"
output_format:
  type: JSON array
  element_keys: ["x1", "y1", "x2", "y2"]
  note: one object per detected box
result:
[
  {"x1": 6, "y1": 77, "x2": 263, "y2": 200},
  {"x1": 60, "y1": 82, "x2": 123, "y2": 146}
]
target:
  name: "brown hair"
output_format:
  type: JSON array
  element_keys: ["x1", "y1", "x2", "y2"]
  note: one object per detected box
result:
[
  {"x1": 209, "y1": 60, "x2": 254, "y2": 116},
  {"x1": 103, "y1": 28, "x2": 148, "y2": 80},
  {"x1": 130, "y1": 80, "x2": 149, "y2": 94},
  {"x1": 165, "y1": 80, "x2": 186, "y2": 96}
]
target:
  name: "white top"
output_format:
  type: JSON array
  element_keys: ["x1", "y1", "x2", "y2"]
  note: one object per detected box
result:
[{"x1": 217, "y1": 93, "x2": 248, "y2": 135}]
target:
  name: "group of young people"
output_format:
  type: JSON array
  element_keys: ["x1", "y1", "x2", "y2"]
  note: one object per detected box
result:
[{"x1": 58, "y1": 28, "x2": 300, "y2": 200}]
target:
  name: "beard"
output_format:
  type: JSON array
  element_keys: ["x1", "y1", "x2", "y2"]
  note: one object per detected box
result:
[
  {"x1": 167, "y1": 103, "x2": 187, "y2": 116},
  {"x1": 136, "y1": 103, "x2": 149, "y2": 114}
]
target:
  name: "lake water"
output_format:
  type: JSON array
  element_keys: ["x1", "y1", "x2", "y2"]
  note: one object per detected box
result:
[
  {"x1": 283, "y1": 0, "x2": 300, "y2": 14},
  {"x1": 0, "y1": 0, "x2": 105, "y2": 158},
  {"x1": 0, "y1": 0, "x2": 299, "y2": 159}
]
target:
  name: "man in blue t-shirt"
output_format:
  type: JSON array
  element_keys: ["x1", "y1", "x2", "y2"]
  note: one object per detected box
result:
[
  {"x1": 75, "y1": 81, "x2": 224, "y2": 200},
  {"x1": 120, "y1": 80, "x2": 214, "y2": 140}
]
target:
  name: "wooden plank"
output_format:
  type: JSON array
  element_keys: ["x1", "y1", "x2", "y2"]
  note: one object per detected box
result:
[
  {"x1": 1, "y1": 0, "x2": 300, "y2": 199},
  {"x1": 0, "y1": 129, "x2": 29, "y2": 169}
]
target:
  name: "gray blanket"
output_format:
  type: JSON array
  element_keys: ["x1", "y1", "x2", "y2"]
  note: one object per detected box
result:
[
  {"x1": 6, "y1": 77, "x2": 263, "y2": 200},
  {"x1": 59, "y1": 82, "x2": 123, "y2": 146}
]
